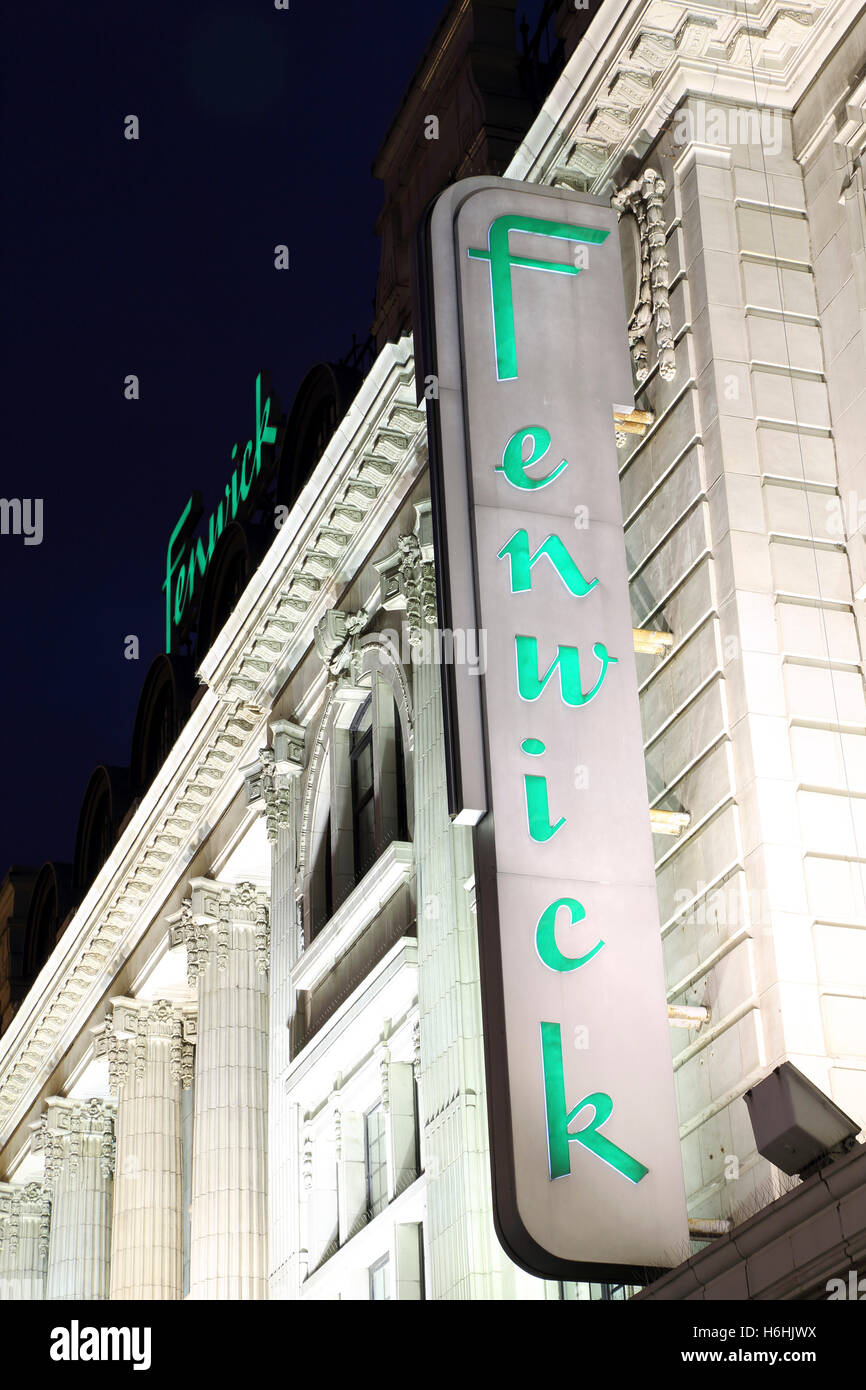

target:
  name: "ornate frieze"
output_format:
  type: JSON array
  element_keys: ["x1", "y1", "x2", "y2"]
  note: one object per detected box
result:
[{"x1": 546, "y1": 1, "x2": 829, "y2": 197}]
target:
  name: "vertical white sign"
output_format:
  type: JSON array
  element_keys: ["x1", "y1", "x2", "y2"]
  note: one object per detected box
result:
[{"x1": 417, "y1": 177, "x2": 688, "y2": 1280}]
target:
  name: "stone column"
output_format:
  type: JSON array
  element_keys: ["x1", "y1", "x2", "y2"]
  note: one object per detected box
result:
[
  {"x1": 244, "y1": 722, "x2": 306, "y2": 1300},
  {"x1": 105, "y1": 997, "x2": 193, "y2": 1300},
  {"x1": 178, "y1": 879, "x2": 269, "y2": 1300},
  {"x1": 0, "y1": 1182, "x2": 50, "y2": 1299},
  {"x1": 36, "y1": 1097, "x2": 115, "y2": 1300}
]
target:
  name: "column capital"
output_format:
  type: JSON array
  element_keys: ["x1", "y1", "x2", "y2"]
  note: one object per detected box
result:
[
  {"x1": 0, "y1": 1181, "x2": 51, "y2": 1262},
  {"x1": 104, "y1": 997, "x2": 195, "y2": 1094},
  {"x1": 169, "y1": 878, "x2": 270, "y2": 980},
  {"x1": 34, "y1": 1096, "x2": 116, "y2": 1186},
  {"x1": 375, "y1": 502, "x2": 436, "y2": 646},
  {"x1": 244, "y1": 718, "x2": 306, "y2": 842}
]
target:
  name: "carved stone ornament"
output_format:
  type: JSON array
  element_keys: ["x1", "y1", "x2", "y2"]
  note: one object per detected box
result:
[
  {"x1": 611, "y1": 168, "x2": 675, "y2": 388},
  {"x1": 105, "y1": 998, "x2": 194, "y2": 1093}
]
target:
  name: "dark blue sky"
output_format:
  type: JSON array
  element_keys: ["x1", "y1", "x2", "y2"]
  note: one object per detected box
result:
[
  {"x1": 0, "y1": 1, "x2": 453, "y2": 869},
  {"x1": 1, "y1": 0, "x2": 553, "y2": 873}
]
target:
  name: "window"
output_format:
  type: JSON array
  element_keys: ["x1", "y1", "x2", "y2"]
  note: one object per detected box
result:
[
  {"x1": 305, "y1": 678, "x2": 412, "y2": 942},
  {"x1": 350, "y1": 699, "x2": 376, "y2": 880},
  {"x1": 369, "y1": 1255, "x2": 390, "y2": 1301},
  {"x1": 365, "y1": 1103, "x2": 388, "y2": 1219},
  {"x1": 309, "y1": 811, "x2": 333, "y2": 942}
]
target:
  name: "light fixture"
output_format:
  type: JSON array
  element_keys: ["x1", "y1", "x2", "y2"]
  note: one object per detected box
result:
[{"x1": 744, "y1": 1061, "x2": 862, "y2": 1179}]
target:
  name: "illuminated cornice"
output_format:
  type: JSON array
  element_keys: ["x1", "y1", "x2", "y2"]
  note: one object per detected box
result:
[
  {"x1": 0, "y1": 338, "x2": 425, "y2": 1157},
  {"x1": 507, "y1": 0, "x2": 861, "y2": 193}
]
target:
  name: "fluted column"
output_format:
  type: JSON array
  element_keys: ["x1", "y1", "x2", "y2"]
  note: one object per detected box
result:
[
  {"x1": 180, "y1": 879, "x2": 269, "y2": 1300},
  {"x1": 0, "y1": 1182, "x2": 50, "y2": 1299},
  {"x1": 36, "y1": 1097, "x2": 114, "y2": 1299},
  {"x1": 105, "y1": 997, "x2": 194, "y2": 1300}
]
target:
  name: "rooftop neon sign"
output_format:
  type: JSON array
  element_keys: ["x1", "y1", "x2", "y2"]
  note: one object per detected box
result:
[{"x1": 162, "y1": 373, "x2": 280, "y2": 654}]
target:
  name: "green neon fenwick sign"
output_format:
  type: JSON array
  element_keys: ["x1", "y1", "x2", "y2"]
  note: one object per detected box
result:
[
  {"x1": 469, "y1": 213, "x2": 647, "y2": 1189},
  {"x1": 162, "y1": 374, "x2": 278, "y2": 653},
  {"x1": 421, "y1": 176, "x2": 689, "y2": 1276}
]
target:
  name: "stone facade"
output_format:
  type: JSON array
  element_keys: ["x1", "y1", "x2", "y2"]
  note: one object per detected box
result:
[{"x1": 0, "y1": 0, "x2": 864, "y2": 1300}]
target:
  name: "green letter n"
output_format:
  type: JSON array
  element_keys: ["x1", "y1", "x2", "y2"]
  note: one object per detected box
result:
[
  {"x1": 498, "y1": 530, "x2": 597, "y2": 596},
  {"x1": 467, "y1": 215, "x2": 608, "y2": 380}
]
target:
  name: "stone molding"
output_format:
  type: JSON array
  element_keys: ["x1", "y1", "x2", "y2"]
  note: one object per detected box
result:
[{"x1": 512, "y1": 1, "x2": 847, "y2": 195}]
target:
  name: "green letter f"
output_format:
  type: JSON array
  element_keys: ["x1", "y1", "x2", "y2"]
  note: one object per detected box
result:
[{"x1": 467, "y1": 215, "x2": 608, "y2": 381}]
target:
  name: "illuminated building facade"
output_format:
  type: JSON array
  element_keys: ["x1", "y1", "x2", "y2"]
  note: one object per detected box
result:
[{"x1": 2, "y1": 0, "x2": 866, "y2": 1301}]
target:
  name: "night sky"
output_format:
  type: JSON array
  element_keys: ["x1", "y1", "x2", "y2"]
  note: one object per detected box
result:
[{"x1": 0, "y1": 1, "x2": 477, "y2": 872}]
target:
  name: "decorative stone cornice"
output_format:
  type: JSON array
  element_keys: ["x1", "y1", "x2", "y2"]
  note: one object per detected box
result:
[
  {"x1": 0, "y1": 340, "x2": 422, "y2": 1152},
  {"x1": 34, "y1": 1097, "x2": 116, "y2": 1186},
  {"x1": 611, "y1": 167, "x2": 674, "y2": 387},
  {"x1": 0, "y1": 694, "x2": 261, "y2": 1137},
  {"x1": 103, "y1": 998, "x2": 196, "y2": 1093},
  {"x1": 169, "y1": 879, "x2": 271, "y2": 981},
  {"x1": 512, "y1": 1, "x2": 843, "y2": 195},
  {"x1": 0, "y1": 1181, "x2": 51, "y2": 1260}
]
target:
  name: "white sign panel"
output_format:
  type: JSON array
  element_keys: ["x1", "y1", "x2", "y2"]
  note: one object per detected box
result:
[{"x1": 416, "y1": 177, "x2": 688, "y2": 1280}]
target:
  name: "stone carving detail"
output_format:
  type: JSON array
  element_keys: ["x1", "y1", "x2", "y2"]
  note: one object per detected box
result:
[
  {"x1": 302, "y1": 1130, "x2": 313, "y2": 1192},
  {"x1": 36, "y1": 1099, "x2": 116, "y2": 1188},
  {"x1": 313, "y1": 608, "x2": 368, "y2": 680},
  {"x1": 379, "y1": 1048, "x2": 391, "y2": 1114},
  {"x1": 173, "y1": 881, "x2": 270, "y2": 981},
  {"x1": 106, "y1": 999, "x2": 194, "y2": 1093},
  {"x1": 396, "y1": 534, "x2": 437, "y2": 648},
  {"x1": 612, "y1": 168, "x2": 675, "y2": 386},
  {"x1": 0, "y1": 1183, "x2": 51, "y2": 1262},
  {"x1": 412, "y1": 1018, "x2": 421, "y2": 1084},
  {"x1": 176, "y1": 896, "x2": 209, "y2": 983},
  {"x1": 259, "y1": 747, "x2": 290, "y2": 842}
]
